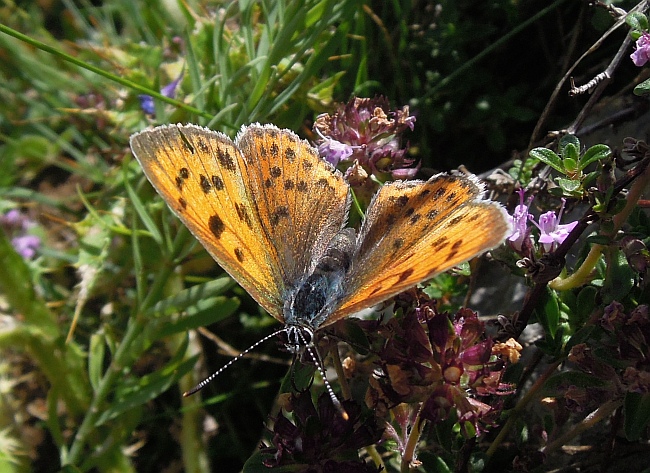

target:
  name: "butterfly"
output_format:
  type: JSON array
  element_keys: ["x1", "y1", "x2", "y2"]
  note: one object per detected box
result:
[{"x1": 130, "y1": 123, "x2": 512, "y2": 402}]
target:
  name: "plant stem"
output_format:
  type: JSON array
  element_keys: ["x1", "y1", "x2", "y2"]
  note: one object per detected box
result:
[
  {"x1": 401, "y1": 404, "x2": 424, "y2": 473},
  {"x1": 65, "y1": 228, "x2": 189, "y2": 465},
  {"x1": 542, "y1": 399, "x2": 622, "y2": 454},
  {"x1": 486, "y1": 358, "x2": 563, "y2": 459}
]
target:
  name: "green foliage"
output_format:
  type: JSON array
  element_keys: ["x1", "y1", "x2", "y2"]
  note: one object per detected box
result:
[{"x1": 529, "y1": 134, "x2": 611, "y2": 197}]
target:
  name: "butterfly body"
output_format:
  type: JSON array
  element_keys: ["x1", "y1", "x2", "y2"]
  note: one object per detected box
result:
[
  {"x1": 283, "y1": 227, "x2": 356, "y2": 340},
  {"x1": 130, "y1": 123, "x2": 512, "y2": 347}
]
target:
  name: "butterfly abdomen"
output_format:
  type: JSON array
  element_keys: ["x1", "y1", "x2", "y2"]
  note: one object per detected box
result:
[{"x1": 284, "y1": 228, "x2": 356, "y2": 329}]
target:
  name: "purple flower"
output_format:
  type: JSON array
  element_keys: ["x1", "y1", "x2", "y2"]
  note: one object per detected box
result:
[
  {"x1": 313, "y1": 96, "x2": 418, "y2": 188},
  {"x1": 631, "y1": 32, "x2": 650, "y2": 66},
  {"x1": 138, "y1": 71, "x2": 184, "y2": 115},
  {"x1": 12, "y1": 235, "x2": 41, "y2": 259},
  {"x1": 1, "y1": 209, "x2": 41, "y2": 260},
  {"x1": 507, "y1": 189, "x2": 533, "y2": 252},
  {"x1": 317, "y1": 137, "x2": 355, "y2": 166},
  {"x1": 532, "y1": 198, "x2": 578, "y2": 252}
]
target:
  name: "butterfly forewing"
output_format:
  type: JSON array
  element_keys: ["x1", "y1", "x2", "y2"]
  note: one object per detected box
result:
[
  {"x1": 236, "y1": 124, "x2": 350, "y2": 288},
  {"x1": 327, "y1": 174, "x2": 511, "y2": 323},
  {"x1": 130, "y1": 124, "x2": 286, "y2": 320}
]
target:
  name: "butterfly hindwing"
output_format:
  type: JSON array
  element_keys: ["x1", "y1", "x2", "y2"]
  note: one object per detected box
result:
[{"x1": 326, "y1": 173, "x2": 511, "y2": 324}]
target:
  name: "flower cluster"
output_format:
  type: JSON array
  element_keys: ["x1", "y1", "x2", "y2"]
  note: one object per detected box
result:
[
  {"x1": 261, "y1": 391, "x2": 383, "y2": 472},
  {"x1": 0, "y1": 209, "x2": 41, "y2": 260},
  {"x1": 564, "y1": 302, "x2": 650, "y2": 411},
  {"x1": 313, "y1": 96, "x2": 418, "y2": 198},
  {"x1": 367, "y1": 299, "x2": 518, "y2": 438},
  {"x1": 507, "y1": 190, "x2": 578, "y2": 256}
]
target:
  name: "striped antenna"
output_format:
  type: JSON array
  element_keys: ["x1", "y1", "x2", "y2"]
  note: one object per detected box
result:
[
  {"x1": 183, "y1": 327, "x2": 287, "y2": 397},
  {"x1": 292, "y1": 327, "x2": 349, "y2": 421},
  {"x1": 184, "y1": 325, "x2": 349, "y2": 420}
]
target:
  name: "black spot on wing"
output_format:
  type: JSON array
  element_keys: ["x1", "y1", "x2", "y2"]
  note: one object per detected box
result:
[
  {"x1": 208, "y1": 215, "x2": 225, "y2": 239},
  {"x1": 212, "y1": 175, "x2": 224, "y2": 190},
  {"x1": 217, "y1": 148, "x2": 236, "y2": 172},
  {"x1": 200, "y1": 174, "x2": 211, "y2": 193},
  {"x1": 397, "y1": 268, "x2": 414, "y2": 283},
  {"x1": 270, "y1": 206, "x2": 290, "y2": 227}
]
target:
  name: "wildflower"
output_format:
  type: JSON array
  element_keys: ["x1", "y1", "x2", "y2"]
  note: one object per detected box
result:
[
  {"x1": 0, "y1": 209, "x2": 41, "y2": 260},
  {"x1": 11, "y1": 235, "x2": 41, "y2": 260},
  {"x1": 316, "y1": 136, "x2": 355, "y2": 167},
  {"x1": 507, "y1": 189, "x2": 533, "y2": 253},
  {"x1": 563, "y1": 303, "x2": 650, "y2": 410},
  {"x1": 369, "y1": 300, "x2": 515, "y2": 438},
  {"x1": 631, "y1": 32, "x2": 650, "y2": 67},
  {"x1": 313, "y1": 96, "x2": 418, "y2": 187},
  {"x1": 531, "y1": 198, "x2": 578, "y2": 252},
  {"x1": 261, "y1": 391, "x2": 383, "y2": 472},
  {"x1": 138, "y1": 71, "x2": 184, "y2": 115}
]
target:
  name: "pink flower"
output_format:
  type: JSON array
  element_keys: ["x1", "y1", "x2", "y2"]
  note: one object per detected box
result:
[
  {"x1": 507, "y1": 189, "x2": 533, "y2": 252},
  {"x1": 532, "y1": 198, "x2": 578, "y2": 252},
  {"x1": 316, "y1": 137, "x2": 354, "y2": 166},
  {"x1": 1, "y1": 210, "x2": 41, "y2": 259},
  {"x1": 313, "y1": 96, "x2": 418, "y2": 182},
  {"x1": 631, "y1": 32, "x2": 650, "y2": 66}
]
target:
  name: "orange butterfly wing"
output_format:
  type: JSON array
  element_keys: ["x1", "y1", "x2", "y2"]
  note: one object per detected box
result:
[
  {"x1": 236, "y1": 124, "x2": 350, "y2": 289},
  {"x1": 130, "y1": 124, "x2": 350, "y2": 322},
  {"x1": 325, "y1": 173, "x2": 511, "y2": 324}
]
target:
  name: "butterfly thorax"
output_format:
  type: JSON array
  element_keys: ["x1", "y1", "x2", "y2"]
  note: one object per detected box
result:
[{"x1": 283, "y1": 228, "x2": 356, "y2": 340}]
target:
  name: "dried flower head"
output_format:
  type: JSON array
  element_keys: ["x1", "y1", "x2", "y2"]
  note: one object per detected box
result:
[
  {"x1": 368, "y1": 300, "x2": 515, "y2": 437},
  {"x1": 261, "y1": 391, "x2": 383, "y2": 472},
  {"x1": 313, "y1": 96, "x2": 418, "y2": 192}
]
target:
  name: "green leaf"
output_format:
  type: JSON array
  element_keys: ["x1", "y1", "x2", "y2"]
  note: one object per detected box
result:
[
  {"x1": 561, "y1": 143, "x2": 579, "y2": 163},
  {"x1": 562, "y1": 156, "x2": 578, "y2": 173},
  {"x1": 534, "y1": 287, "x2": 560, "y2": 338},
  {"x1": 579, "y1": 144, "x2": 611, "y2": 170},
  {"x1": 156, "y1": 296, "x2": 240, "y2": 338},
  {"x1": 540, "y1": 371, "x2": 608, "y2": 396},
  {"x1": 126, "y1": 168, "x2": 163, "y2": 245},
  {"x1": 94, "y1": 341, "x2": 194, "y2": 427},
  {"x1": 626, "y1": 11, "x2": 649, "y2": 32},
  {"x1": 144, "y1": 276, "x2": 236, "y2": 318},
  {"x1": 633, "y1": 77, "x2": 650, "y2": 96},
  {"x1": 559, "y1": 134, "x2": 580, "y2": 156},
  {"x1": 530, "y1": 148, "x2": 564, "y2": 173},
  {"x1": 585, "y1": 234, "x2": 612, "y2": 245},
  {"x1": 574, "y1": 286, "x2": 597, "y2": 328},
  {"x1": 601, "y1": 248, "x2": 635, "y2": 303},
  {"x1": 556, "y1": 177, "x2": 581, "y2": 194},
  {"x1": 565, "y1": 325, "x2": 596, "y2": 354},
  {"x1": 88, "y1": 333, "x2": 106, "y2": 393},
  {"x1": 624, "y1": 392, "x2": 650, "y2": 440}
]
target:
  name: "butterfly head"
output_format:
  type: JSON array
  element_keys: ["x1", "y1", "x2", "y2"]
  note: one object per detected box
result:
[{"x1": 283, "y1": 324, "x2": 315, "y2": 354}]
